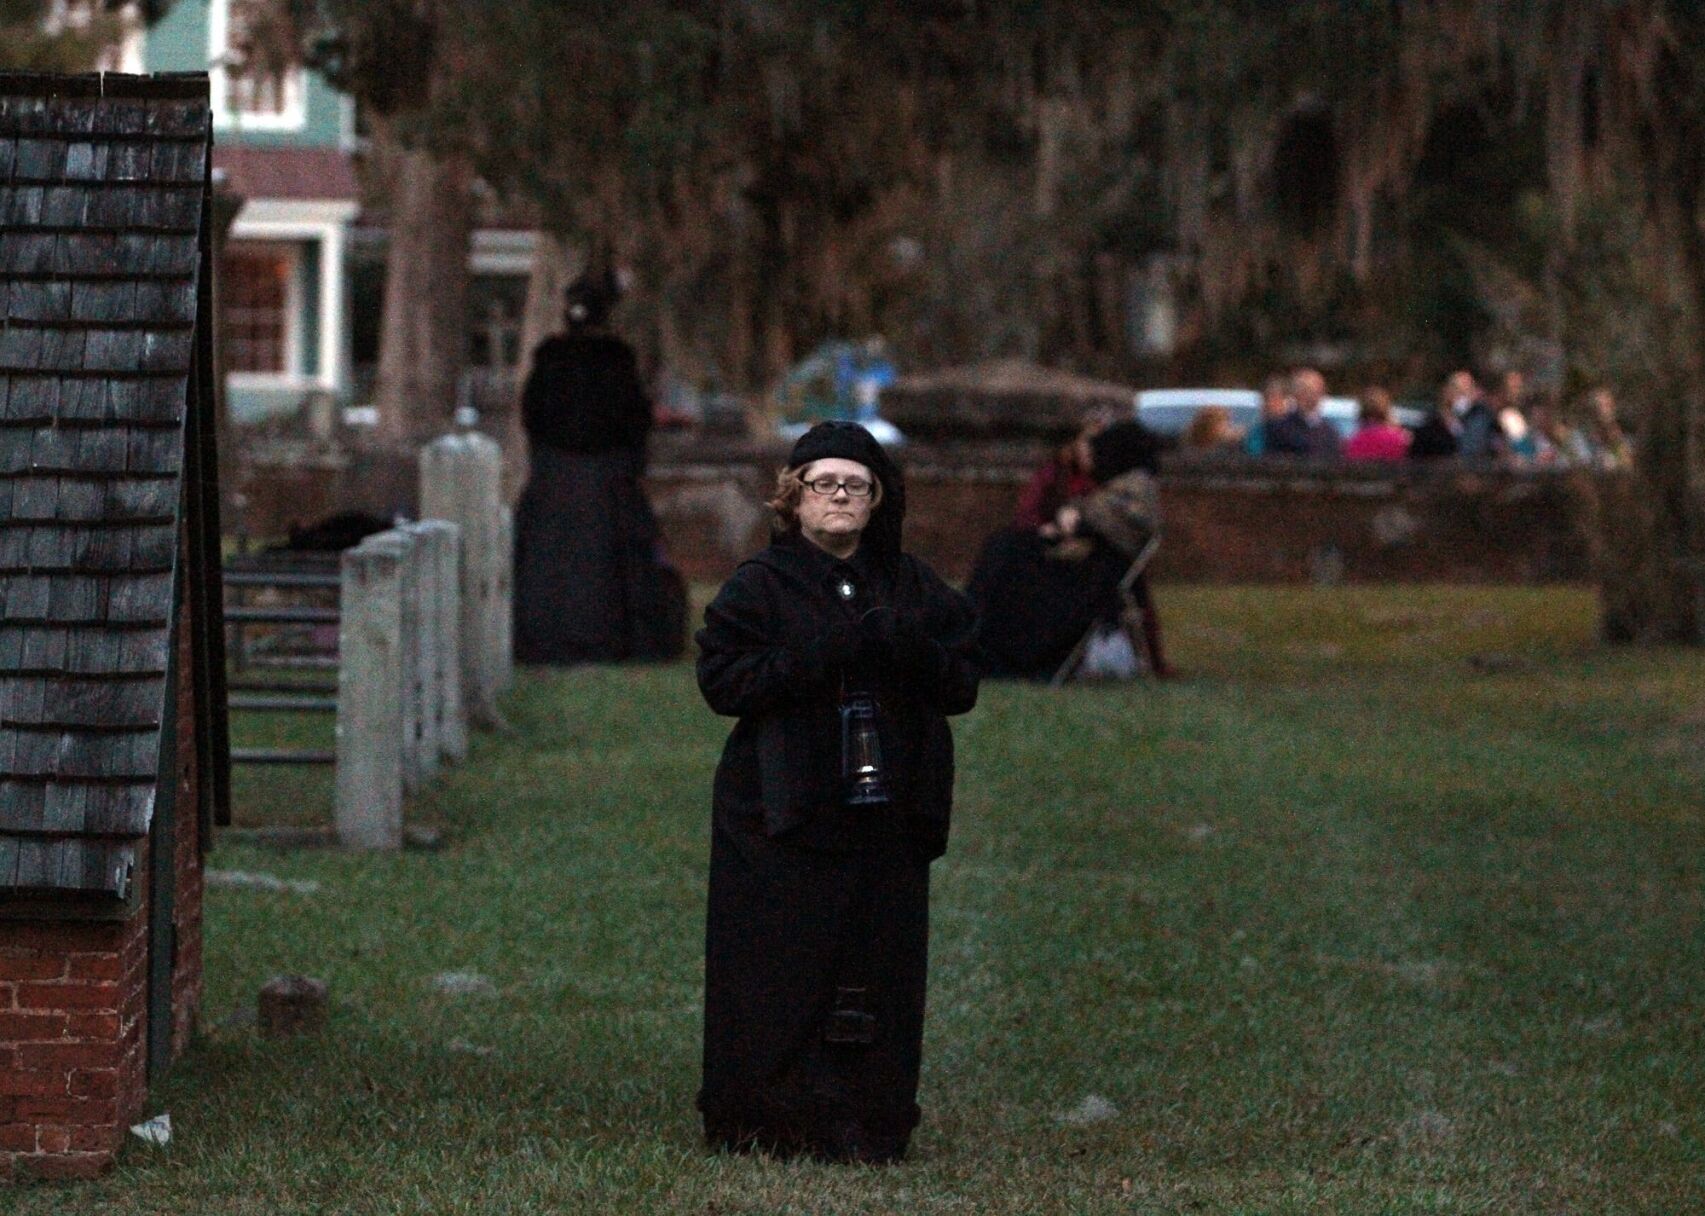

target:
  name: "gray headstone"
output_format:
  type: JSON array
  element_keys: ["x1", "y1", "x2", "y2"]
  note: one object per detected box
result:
[
  {"x1": 419, "y1": 434, "x2": 505, "y2": 726},
  {"x1": 335, "y1": 538, "x2": 404, "y2": 849}
]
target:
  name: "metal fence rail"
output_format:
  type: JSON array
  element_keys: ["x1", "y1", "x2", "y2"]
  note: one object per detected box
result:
[
  {"x1": 228, "y1": 694, "x2": 337, "y2": 713},
  {"x1": 230, "y1": 747, "x2": 336, "y2": 765},
  {"x1": 225, "y1": 554, "x2": 345, "y2": 765},
  {"x1": 219, "y1": 433, "x2": 507, "y2": 849}
]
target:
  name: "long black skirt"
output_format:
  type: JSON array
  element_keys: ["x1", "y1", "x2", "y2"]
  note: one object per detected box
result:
[
  {"x1": 512, "y1": 446, "x2": 685, "y2": 664},
  {"x1": 965, "y1": 526, "x2": 1128, "y2": 679},
  {"x1": 700, "y1": 808, "x2": 930, "y2": 1163}
]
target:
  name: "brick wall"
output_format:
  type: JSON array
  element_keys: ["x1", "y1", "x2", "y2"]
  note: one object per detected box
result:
[
  {"x1": 230, "y1": 434, "x2": 1604, "y2": 588},
  {"x1": 0, "y1": 907, "x2": 148, "y2": 1181},
  {"x1": 0, "y1": 608, "x2": 205, "y2": 1181},
  {"x1": 643, "y1": 445, "x2": 1602, "y2": 586}
]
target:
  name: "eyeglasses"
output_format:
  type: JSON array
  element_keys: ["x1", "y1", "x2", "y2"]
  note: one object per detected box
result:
[{"x1": 802, "y1": 476, "x2": 875, "y2": 498}]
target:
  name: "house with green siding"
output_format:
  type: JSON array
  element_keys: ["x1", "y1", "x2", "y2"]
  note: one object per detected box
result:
[{"x1": 137, "y1": 1, "x2": 534, "y2": 425}]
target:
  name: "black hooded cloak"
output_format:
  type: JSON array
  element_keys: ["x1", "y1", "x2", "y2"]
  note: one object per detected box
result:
[
  {"x1": 512, "y1": 301, "x2": 685, "y2": 664},
  {"x1": 695, "y1": 422, "x2": 980, "y2": 1162}
]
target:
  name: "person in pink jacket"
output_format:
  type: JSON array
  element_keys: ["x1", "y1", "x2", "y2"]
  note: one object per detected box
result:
[{"x1": 1344, "y1": 386, "x2": 1413, "y2": 463}]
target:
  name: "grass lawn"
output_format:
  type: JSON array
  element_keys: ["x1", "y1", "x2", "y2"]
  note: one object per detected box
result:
[{"x1": 26, "y1": 585, "x2": 1703, "y2": 1214}]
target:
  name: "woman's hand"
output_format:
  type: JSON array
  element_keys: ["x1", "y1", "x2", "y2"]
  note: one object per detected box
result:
[{"x1": 1054, "y1": 506, "x2": 1082, "y2": 536}]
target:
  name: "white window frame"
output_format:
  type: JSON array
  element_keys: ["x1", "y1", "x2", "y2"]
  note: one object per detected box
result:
[
  {"x1": 226, "y1": 199, "x2": 358, "y2": 394},
  {"x1": 469, "y1": 230, "x2": 539, "y2": 277},
  {"x1": 209, "y1": 0, "x2": 308, "y2": 132},
  {"x1": 223, "y1": 239, "x2": 302, "y2": 381}
]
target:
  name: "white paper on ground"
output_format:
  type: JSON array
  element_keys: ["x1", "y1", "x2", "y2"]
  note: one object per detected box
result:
[{"x1": 130, "y1": 1113, "x2": 172, "y2": 1146}]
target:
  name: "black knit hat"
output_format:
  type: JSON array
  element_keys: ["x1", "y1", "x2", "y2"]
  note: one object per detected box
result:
[
  {"x1": 786, "y1": 421, "x2": 906, "y2": 553},
  {"x1": 1089, "y1": 419, "x2": 1163, "y2": 482}
]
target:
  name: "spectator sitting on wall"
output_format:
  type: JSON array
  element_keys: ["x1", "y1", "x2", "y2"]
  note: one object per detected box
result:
[
  {"x1": 1452, "y1": 369, "x2": 1502, "y2": 460},
  {"x1": 968, "y1": 420, "x2": 1171, "y2": 679},
  {"x1": 1264, "y1": 367, "x2": 1342, "y2": 457},
  {"x1": 1489, "y1": 370, "x2": 1537, "y2": 463},
  {"x1": 1243, "y1": 374, "x2": 1291, "y2": 455},
  {"x1": 1582, "y1": 387, "x2": 1634, "y2": 470},
  {"x1": 1013, "y1": 409, "x2": 1113, "y2": 530},
  {"x1": 1411, "y1": 369, "x2": 1501, "y2": 462},
  {"x1": 1343, "y1": 386, "x2": 1412, "y2": 462},
  {"x1": 1182, "y1": 405, "x2": 1245, "y2": 453},
  {"x1": 1411, "y1": 371, "x2": 1465, "y2": 459},
  {"x1": 1530, "y1": 398, "x2": 1588, "y2": 467}
]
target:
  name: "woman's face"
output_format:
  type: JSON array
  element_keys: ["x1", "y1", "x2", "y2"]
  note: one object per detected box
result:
[{"x1": 796, "y1": 458, "x2": 877, "y2": 550}]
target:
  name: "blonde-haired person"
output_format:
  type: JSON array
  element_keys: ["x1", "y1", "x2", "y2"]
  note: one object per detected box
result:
[{"x1": 1182, "y1": 405, "x2": 1244, "y2": 452}]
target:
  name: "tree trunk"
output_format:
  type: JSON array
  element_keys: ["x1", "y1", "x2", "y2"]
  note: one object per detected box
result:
[
  {"x1": 1609, "y1": 249, "x2": 1705, "y2": 645},
  {"x1": 1599, "y1": 25, "x2": 1705, "y2": 645},
  {"x1": 372, "y1": 124, "x2": 474, "y2": 451}
]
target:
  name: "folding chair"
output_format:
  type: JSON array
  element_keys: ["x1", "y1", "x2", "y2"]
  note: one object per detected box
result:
[{"x1": 1049, "y1": 536, "x2": 1161, "y2": 687}]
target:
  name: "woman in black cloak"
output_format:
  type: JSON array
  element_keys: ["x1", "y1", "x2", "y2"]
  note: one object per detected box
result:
[
  {"x1": 512, "y1": 270, "x2": 685, "y2": 663},
  {"x1": 695, "y1": 422, "x2": 980, "y2": 1163},
  {"x1": 968, "y1": 419, "x2": 1168, "y2": 679}
]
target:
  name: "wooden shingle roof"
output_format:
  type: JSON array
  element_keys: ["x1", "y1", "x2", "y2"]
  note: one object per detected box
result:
[{"x1": 0, "y1": 73, "x2": 221, "y2": 903}]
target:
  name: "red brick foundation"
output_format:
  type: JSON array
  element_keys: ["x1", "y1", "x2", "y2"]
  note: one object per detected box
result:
[
  {"x1": 0, "y1": 613, "x2": 204, "y2": 1182},
  {"x1": 0, "y1": 911, "x2": 148, "y2": 1181}
]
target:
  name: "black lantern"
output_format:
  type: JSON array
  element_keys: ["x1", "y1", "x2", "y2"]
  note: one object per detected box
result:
[{"x1": 839, "y1": 692, "x2": 891, "y2": 806}]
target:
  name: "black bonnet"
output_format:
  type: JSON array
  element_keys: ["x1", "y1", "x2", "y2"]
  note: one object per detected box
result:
[
  {"x1": 1089, "y1": 419, "x2": 1164, "y2": 482},
  {"x1": 786, "y1": 421, "x2": 906, "y2": 553},
  {"x1": 564, "y1": 268, "x2": 619, "y2": 328}
]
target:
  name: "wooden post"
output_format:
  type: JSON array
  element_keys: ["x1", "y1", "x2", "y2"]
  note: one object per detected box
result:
[
  {"x1": 414, "y1": 519, "x2": 466, "y2": 764},
  {"x1": 420, "y1": 434, "x2": 504, "y2": 725},
  {"x1": 335, "y1": 537, "x2": 404, "y2": 850}
]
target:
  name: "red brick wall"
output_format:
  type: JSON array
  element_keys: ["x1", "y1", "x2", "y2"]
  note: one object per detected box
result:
[
  {"x1": 643, "y1": 449, "x2": 1602, "y2": 586},
  {"x1": 230, "y1": 435, "x2": 1604, "y2": 587},
  {"x1": 0, "y1": 907, "x2": 148, "y2": 1181},
  {"x1": 0, "y1": 607, "x2": 205, "y2": 1181}
]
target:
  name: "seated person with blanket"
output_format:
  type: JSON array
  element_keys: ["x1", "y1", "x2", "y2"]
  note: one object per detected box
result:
[{"x1": 968, "y1": 420, "x2": 1170, "y2": 680}]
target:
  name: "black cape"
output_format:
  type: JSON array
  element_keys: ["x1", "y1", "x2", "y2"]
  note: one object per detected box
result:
[
  {"x1": 512, "y1": 329, "x2": 685, "y2": 664},
  {"x1": 695, "y1": 530, "x2": 978, "y2": 1161},
  {"x1": 965, "y1": 527, "x2": 1130, "y2": 679},
  {"x1": 520, "y1": 331, "x2": 651, "y2": 454}
]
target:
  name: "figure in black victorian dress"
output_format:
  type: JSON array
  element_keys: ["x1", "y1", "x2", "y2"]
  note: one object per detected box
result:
[
  {"x1": 512, "y1": 271, "x2": 685, "y2": 664},
  {"x1": 695, "y1": 422, "x2": 980, "y2": 1163}
]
